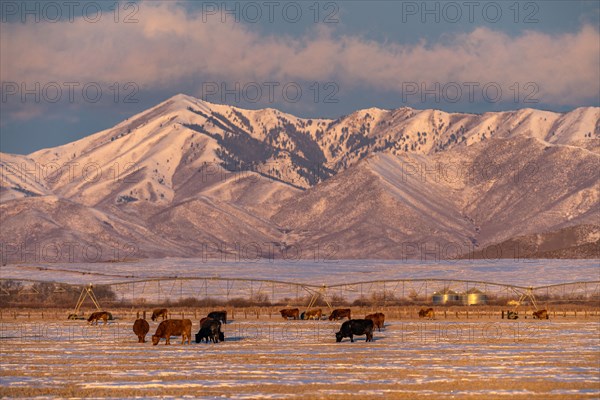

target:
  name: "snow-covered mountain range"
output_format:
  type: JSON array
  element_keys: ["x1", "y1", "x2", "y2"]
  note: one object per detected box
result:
[{"x1": 1, "y1": 94, "x2": 598, "y2": 262}]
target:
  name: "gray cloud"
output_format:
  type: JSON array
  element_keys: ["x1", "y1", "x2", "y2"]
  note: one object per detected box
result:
[{"x1": 1, "y1": 2, "x2": 598, "y2": 116}]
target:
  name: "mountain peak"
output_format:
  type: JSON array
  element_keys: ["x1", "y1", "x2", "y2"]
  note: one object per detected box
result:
[
  {"x1": 1, "y1": 96, "x2": 598, "y2": 262},
  {"x1": 160, "y1": 93, "x2": 213, "y2": 112}
]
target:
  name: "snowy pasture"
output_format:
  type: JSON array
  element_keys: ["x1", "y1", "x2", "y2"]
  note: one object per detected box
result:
[
  {"x1": 1, "y1": 259, "x2": 598, "y2": 398},
  {"x1": 2, "y1": 258, "x2": 599, "y2": 286},
  {"x1": 0, "y1": 316, "x2": 599, "y2": 398}
]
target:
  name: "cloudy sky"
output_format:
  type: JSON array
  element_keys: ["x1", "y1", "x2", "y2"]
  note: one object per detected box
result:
[{"x1": 1, "y1": 0, "x2": 599, "y2": 154}]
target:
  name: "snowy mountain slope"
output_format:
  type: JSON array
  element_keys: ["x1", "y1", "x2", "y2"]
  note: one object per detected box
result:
[
  {"x1": 18, "y1": 94, "x2": 599, "y2": 206},
  {"x1": 1, "y1": 94, "x2": 598, "y2": 262},
  {"x1": 271, "y1": 152, "x2": 475, "y2": 259},
  {"x1": 0, "y1": 196, "x2": 186, "y2": 262},
  {"x1": 0, "y1": 153, "x2": 51, "y2": 201},
  {"x1": 272, "y1": 135, "x2": 599, "y2": 259}
]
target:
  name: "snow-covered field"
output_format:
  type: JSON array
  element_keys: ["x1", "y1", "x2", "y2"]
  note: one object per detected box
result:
[
  {"x1": 2, "y1": 258, "x2": 598, "y2": 287},
  {"x1": 1, "y1": 259, "x2": 598, "y2": 398},
  {"x1": 1, "y1": 316, "x2": 598, "y2": 398}
]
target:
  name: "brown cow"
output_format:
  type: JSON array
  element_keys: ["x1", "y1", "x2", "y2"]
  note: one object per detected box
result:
[
  {"x1": 303, "y1": 309, "x2": 322, "y2": 320},
  {"x1": 533, "y1": 309, "x2": 549, "y2": 320},
  {"x1": 151, "y1": 308, "x2": 168, "y2": 322},
  {"x1": 280, "y1": 308, "x2": 300, "y2": 320},
  {"x1": 87, "y1": 311, "x2": 110, "y2": 325},
  {"x1": 418, "y1": 308, "x2": 435, "y2": 320},
  {"x1": 365, "y1": 312, "x2": 385, "y2": 331},
  {"x1": 133, "y1": 319, "x2": 150, "y2": 343},
  {"x1": 329, "y1": 309, "x2": 352, "y2": 321},
  {"x1": 152, "y1": 319, "x2": 192, "y2": 345}
]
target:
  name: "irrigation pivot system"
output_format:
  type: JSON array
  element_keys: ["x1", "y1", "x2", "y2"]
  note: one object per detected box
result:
[{"x1": 2, "y1": 277, "x2": 599, "y2": 310}]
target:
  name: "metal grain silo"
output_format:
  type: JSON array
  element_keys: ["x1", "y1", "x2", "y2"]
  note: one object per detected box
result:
[
  {"x1": 460, "y1": 288, "x2": 487, "y2": 305},
  {"x1": 432, "y1": 289, "x2": 459, "y2": 305}
]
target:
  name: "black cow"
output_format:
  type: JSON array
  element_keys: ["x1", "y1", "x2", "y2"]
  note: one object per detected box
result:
[
  {"x1": 335, "y1": 319, "x2": 374, "y2": 343},
  {"x1": 507, "y1": 311, "x2": 519, "y2": 320},
  {"x1": 195, "y1": 319, "x2": 224, "y2": 343},
  {"x1": 207, "y1": 310, "x2": 227, "y2": 324}
]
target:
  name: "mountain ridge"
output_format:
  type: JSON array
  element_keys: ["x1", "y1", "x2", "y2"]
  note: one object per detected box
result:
[{"x1": 1, "y1": 94, "x2": 598, "y2": 262}]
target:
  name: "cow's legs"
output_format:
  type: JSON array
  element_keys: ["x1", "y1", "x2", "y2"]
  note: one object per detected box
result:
[{"x1": 350, "y1": 335, "x2": 354, "y2": 343}]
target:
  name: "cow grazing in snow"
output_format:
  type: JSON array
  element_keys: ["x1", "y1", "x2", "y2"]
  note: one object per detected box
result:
[
  {"x1": 87, "y1": 311, "x2": 110, "y2": 325},
  {"x1": 336, "y1": 319, "x2": 374, "y2": 343},
  {"x1": 329, "y1": 309, "x2": 352, "y2": 321},
  {"x1": 152, "y1": 319, "x2": 192, "y2": 345},
  {"x1": 280, "y1": 308, "x2": 300, "y2": 320},
  {"x1": 365, "y1": 312, "x2": 385, "y2": 331},
  {"x1": 151, "y1": 308, "x2": 168, "y2": 321},
  {"x1": 133, "y1": 319, "x2": 150, "y2": 343},
  {"x1": 195, "y1": 319, "x2": 224, "y2": 343},
  {"x1": 302, "y1": 309, "x2": 322, "y2": 320},
  {"x1": 418, "y1": 308, "x2": 435, "y2": 320},
  {"x1": 207, "y1": 310, "x2": 227, "y2": 324}
]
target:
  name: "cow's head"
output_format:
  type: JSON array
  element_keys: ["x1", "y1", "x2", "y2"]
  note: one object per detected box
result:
[
  {"x1": 152, "y1": 335, "x2": 160, "y2": 345},
  {"x1": 335, "y1": 331, "x2": 343, "y2": 342}
]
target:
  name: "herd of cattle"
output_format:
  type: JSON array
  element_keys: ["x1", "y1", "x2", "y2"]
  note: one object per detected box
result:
[{"x1": 86, "y1": 307, "x2": 550, "y2": 345}]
